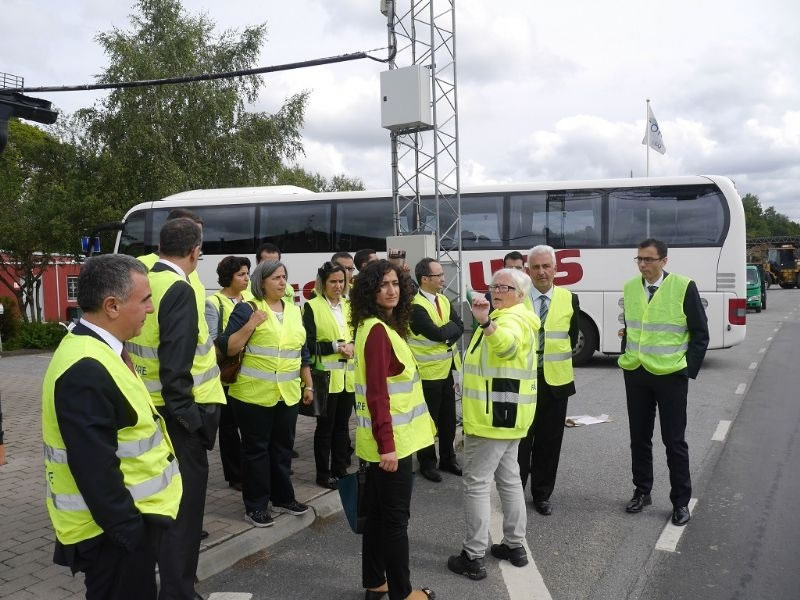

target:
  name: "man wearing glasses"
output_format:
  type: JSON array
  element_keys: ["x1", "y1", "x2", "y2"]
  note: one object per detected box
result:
[
  {"x1": 517, "y1": 245, "x2": 580, "y2": 516},
  {"x1": 409, "y1": 258, "x2": 465, "y2": 482},
  {"x1": 619, "y1": 238, "x2": 709, "y2": 526}
]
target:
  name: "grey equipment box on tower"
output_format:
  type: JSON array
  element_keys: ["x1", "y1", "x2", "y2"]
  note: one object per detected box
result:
[{"x1": 380, "y1": 65, "x2": 433, "y2": 131}]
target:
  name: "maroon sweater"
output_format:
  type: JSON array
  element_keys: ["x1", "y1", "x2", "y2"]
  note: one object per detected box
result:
[{"x1": 364, "y1": 325, "x2": 405, "y2": 455}]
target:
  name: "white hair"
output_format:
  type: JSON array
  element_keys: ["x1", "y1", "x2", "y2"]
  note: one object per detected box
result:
[
  {"x1": 528, "y1": 245, "x2": 556, "y2": 266},
  {"x1": 491, "y1": 268, "x2": 531, "y2": 298}
]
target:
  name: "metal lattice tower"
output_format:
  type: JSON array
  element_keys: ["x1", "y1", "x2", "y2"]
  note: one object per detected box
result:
[{"x1": 385, "y1": 0, "x2": 463, "y2": 305}]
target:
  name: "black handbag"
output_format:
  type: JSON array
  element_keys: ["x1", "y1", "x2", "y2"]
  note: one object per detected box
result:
[{"x1": 299, "y1": 344, "x2": 330, "y2": 417}]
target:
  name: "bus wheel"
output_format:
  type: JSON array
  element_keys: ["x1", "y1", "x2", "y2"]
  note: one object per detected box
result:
[{"x1": 572, "y1": 314, "x2": 598, "y2": 367}]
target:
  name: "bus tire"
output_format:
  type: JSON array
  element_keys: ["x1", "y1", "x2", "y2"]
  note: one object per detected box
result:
[{"x1": 572, "y1": 313, "x2": 598, "y2": 367}]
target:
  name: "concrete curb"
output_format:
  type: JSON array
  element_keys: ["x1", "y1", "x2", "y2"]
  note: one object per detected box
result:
[{"x1": 196, "y1": 490, "x2": 344, "y2": 581}]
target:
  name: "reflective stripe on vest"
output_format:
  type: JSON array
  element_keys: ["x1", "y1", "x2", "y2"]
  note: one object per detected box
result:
[
  {"x1": 126, "y1": 267, "x2": 224, "y2": 406},
  {"x1": 304, "y1": 296, "x2": 355, "y2": 394},
  {"x1": 42, "y1": 333, "x2": 181, "y2": 545},
  {"x1": 618, "y1": 273, "x2": 691, "y2": 375},
  {"x1": 460, "y1": 304, "x2": 538, "y2": 439},
  {"x1": 407, "y1": 293, "x2": 462, "y2": 380},
  {"x1": 49, "y1": 459, "x2": 179, "y2": 511},
  {"x1": 353, "y1": 318, "x2": 435, "y2": 461},
  {"x1": 228, "y1": 298, "x2": 306, "y2": 406}
]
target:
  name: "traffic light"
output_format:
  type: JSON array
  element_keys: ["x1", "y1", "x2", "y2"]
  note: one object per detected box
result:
[{"x1": 0, "y1": 91, "x2": 59, "y2": 154}]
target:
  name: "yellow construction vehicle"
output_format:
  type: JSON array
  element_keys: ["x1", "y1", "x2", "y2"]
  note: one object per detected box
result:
[{"x1": 766, "y1": 245, "x2": 800, "y2": 288}]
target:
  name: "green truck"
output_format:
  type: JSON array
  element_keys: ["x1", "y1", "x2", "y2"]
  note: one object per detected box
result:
[{"x1": 746, "y1": 264, "x2": 766, "y2": 312}]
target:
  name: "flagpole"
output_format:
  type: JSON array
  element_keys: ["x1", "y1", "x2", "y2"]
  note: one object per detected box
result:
[{"x1": 646, "y1": 98, "x2": 650, "y2": 177}]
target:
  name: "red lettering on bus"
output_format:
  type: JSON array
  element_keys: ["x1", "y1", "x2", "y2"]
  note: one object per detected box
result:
[{"x1": 468, "y1": 249, "x2": 583, "y2": 291}]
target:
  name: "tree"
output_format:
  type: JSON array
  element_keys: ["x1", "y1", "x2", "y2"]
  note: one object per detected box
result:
[
  {"x1": 276, "y1": 165, "x2": 364, "y2": 192},
  {"x1": 0, "y1": 120, "x2": 113, "y2": 321},
  {"x1": 75, "y1": 0, "x2": 309, "y2": 215},
  {"x1": 743, "y1": 193, "x2": 800, "y2": 239}
]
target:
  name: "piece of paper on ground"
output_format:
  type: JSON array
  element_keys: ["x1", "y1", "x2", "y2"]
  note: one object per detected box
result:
[{"x1": 565, "y1": 414, "x2": 613, "y2": 427}]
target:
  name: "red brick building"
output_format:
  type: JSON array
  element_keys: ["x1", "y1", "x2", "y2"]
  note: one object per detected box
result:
[{"x1": 0, "y1": 255, "x2": 81, "y2": 322}]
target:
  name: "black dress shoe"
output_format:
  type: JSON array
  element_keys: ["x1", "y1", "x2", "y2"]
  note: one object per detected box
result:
[
  {"x1": 532, "y1": 499, "x2": 552, "y2": 515},
  {"x1": 439, "y1": 461, "x2": 463, "y2": 476},
  {"x1": 625, "y1": 491, "x2": 652, "y2": 513},
  {"x1": 672, "y1": 505, "x2": 690, "y2": 526},
  {"x1": 364, "y1": 588, "x2": 387, "y2": 600},
  {"x1": 316, "y1": 475, "x2": 338, "y2": 490},
  {"x1": 200, "y1": 529, "x2": 209, "y2": 540},
  {"x1": 420, "y1": 466, "x2": 442, "y2": 482}
]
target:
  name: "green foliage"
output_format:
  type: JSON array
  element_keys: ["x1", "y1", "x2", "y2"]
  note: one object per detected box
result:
[
  {"x1": 743, "y1": 193, "x2": 800, "y2": 239},
  {"x1": 276, "y1": 166, "x2": 365, "y2": 192},
  {"x1": 75, "y1": 0, "x2": 310, "y2": 215},
  {"x1": 5, "y1": 321, "x2": 67, "y2": 351},
  {"x1": 0, "y1": 120, "x2": 113, "y2": 321},
  {"x1": 0, "y1": 296, "x2": 21, "y2": 342}
]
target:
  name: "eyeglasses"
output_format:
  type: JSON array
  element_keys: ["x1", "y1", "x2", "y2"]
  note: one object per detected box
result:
[
  {"x1": 634, "y1": 256, "x2": 663, "y2": 264},
  {"x1": 425, "y1": 272, "x2": 445, "y2": 278},
  {"x1": 488, "y1": 284, "x2": 516, "y2": 293}
]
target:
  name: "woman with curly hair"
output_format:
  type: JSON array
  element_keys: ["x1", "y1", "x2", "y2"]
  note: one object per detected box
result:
[{"x1": 350, "y1": 259, "x2": 436, "y2": 600}]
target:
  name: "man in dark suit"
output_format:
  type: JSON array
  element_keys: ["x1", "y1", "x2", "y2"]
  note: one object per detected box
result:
[
  {"x1": 127, "y1": 218, "x2": 226, "y2": 599},
  {"x1": 42, "y1": 255, "x2": 182, "y2": 599},
  {"x1": 619, "y1": 238, "x2": 709, "y2": 526},
  {"x1": 517, "y1": 245, "x2": 580, "y2": 515}
]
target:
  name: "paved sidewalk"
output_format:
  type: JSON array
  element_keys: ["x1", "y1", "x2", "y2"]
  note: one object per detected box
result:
[{"x1": 0, "y1": 352, "x2": 342, "y2": 599}]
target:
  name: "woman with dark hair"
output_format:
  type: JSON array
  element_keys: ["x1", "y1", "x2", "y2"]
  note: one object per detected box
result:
[
  {"x1": 218, "y1": 260, "x2": 314, "y2": 528},
  {"x1": 302, "y1": 262, "x2": 355, "y2": 489},
  {"x1": 350, "y1": 260, "x2": 437, "y2": 600},
  {"x1": 206, "y1": 256, "x2": 252, "y2": 491}
]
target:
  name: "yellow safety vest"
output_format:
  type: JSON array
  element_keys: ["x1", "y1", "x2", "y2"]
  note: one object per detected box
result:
[
  {"x1": 42, "y1": 333, "x2": 182, "y2": 545},
  {"x1": 209, "y1": 292, "x2": 237, "y2": 332},
  {"x1": 618, "y1": 273, "x2": 691, "y2": 375},
  {"x1": 461, "y1": 303, "x2": 539, "y2": 439},
  {"x1": 408, "y1": 293, "x2": 463, "y2": 381},
  {"x1": 524, "y1": 287, "x2": 575, "y2": 387},
  {"x1": 126, "y1": 268, "x2": 224, "y2": 406},
  {"x1": 304, "y1": 295, "x2": 354, "y2": 393},
  {"x1": 228, "y1": 298, "x2": 306, "y2": 406},
  {"x1": 354, "y1": 318, "x2": 436, "y2": 461}
]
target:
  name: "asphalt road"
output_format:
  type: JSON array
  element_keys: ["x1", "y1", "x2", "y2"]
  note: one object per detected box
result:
[{"x1": 198, "y1": 288, "x2": 800, "y2": 600}]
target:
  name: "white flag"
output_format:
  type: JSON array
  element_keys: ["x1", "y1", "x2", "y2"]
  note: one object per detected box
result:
[{"x1": 642, "y1": 104, "x2": 666, "y2": 155}]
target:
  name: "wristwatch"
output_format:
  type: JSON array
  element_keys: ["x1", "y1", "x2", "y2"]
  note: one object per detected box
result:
[{"x1": 479, "y1": 319, "x2": 492, "y2": 329}]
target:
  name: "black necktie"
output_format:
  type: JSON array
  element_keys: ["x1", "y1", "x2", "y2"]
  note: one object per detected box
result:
[{"x1": 647, "y1": 285, "x2": 658, "y2": 303}]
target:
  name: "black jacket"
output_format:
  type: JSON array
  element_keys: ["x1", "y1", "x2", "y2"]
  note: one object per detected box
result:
[
  {"x1": 52, "y1": 324, "x2": 174, "y2": 571},
  {"x1": 409, "y1": 291, "x2": 465, "y2": 370},
  {"x1": 622, "y1": 272, "x2": 709, "y2": 379}
]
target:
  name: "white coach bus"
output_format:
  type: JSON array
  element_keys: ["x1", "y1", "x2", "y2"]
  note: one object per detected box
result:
[{"x1": 115, "y1": 175, "x2": 746, "y2": 365}]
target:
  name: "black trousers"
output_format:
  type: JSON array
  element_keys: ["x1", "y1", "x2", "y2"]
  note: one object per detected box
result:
[
  {"x1": 518, "y1": 370, "x2": 569, "y2": 501},
  {"x1": 232, "y1": 397, "x2": 298, "y2": 512},
  {"x1": 314, "y1": 390, "x2": 354, "y2": 479},
  {"x1": 624, "y1": 366, "x2": 692, "y2": 507},
  {"x1": 362, "y1": 456, "x2": 414, "y2": 600},
  {"x1": 157, "y1": 413, "x2": 210, "y2": 600},
  {"x1": 81, "y1": 524, "x2": 163, "y2": 600},
  {"x1": 417, "y1": 373, "x2": 457, "y2": 469},
  {"x1": 218, "y1": 387, "x2": 242, "y2": 484}
]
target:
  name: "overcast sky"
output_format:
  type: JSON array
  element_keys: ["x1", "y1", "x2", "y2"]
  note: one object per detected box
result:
[{"x1": 3, "y1": 0, "x2": 799, "y2": 220}]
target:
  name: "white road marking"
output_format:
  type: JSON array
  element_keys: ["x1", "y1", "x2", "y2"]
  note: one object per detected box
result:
[
  {"x1": 655, "y1": 498, "x2": 698, "y2": 552},
  {"x1": 758, "y1": 347, "x2": 766, "y2": 354},
  {"x1": 735, "y1": 383, "x2": 747, "y2": 395},
  {"x1": 749, "y1": 362, "x2": 758, "y2": 370},
  {"x1": 711, "y1": 420, "x2": 732, "y2": 442},
  {"x1": 489, "y1": 488, "x2": 553, "y2": 600},
  {"x1": 207, "y1": 594, "x2": 253, "y2": 600}
]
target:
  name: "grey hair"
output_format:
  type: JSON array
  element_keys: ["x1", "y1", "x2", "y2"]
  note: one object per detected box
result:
[
  {"x1": 78, "y1": 255, "x2": 148, "y2": 312},
  {"x1": 491, "y1": 268, "x2": 531, "y2": 298},
  {"x1": 528, "y1": 245, "x2": 556, "y2": 266},
  {"x1": 249, "y1": 260, "x2": 287, "y2": 300}
]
